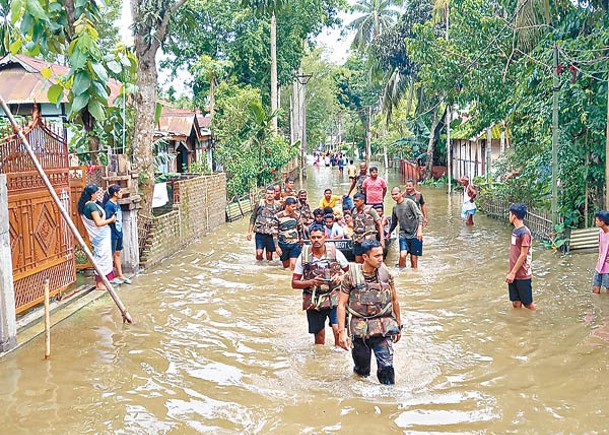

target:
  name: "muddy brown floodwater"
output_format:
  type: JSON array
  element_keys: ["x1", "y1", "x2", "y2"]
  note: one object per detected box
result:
[{"x1": 1, "y1": 165, "x2": 609, "y2": 433}]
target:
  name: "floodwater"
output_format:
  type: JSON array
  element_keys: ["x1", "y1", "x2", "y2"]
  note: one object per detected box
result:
[{"x1": 1, "y1": 165, "x2": 609, "y2": 434}]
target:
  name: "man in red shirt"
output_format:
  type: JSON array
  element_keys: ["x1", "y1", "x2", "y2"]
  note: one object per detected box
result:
[
  {"x1": 362, "y1": 167, "x2": 387, "y2": 206},
  {"x1": 506, "y1": 203, "x2": 536, "y2": 310}
]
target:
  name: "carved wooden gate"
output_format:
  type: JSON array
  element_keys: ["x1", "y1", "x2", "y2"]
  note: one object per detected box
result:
[{"x1": 0, "y1": 112, "x2": 76, "y2": 313}]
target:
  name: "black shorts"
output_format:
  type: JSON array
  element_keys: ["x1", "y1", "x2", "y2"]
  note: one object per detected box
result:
[
  {"x1": 279, "y1": 242, "x2": 301, "y2": 262},
  {"x1": 306, "y1": 307, "x2": 338, "y2": 334},
  {"x1": 508, "y1": 279, "x2": 533, "y2": 306}
]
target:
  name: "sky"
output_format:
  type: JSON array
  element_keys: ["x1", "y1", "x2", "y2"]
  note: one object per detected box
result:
[{"x1": 118, "y1": 3, "x2": 356, "y2": 97}]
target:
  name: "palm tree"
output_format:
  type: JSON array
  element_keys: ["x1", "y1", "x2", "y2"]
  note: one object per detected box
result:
[
  {"x1": 348, "y1": 0, "x2": 401, "y2": 52},
  {"x1": 242, "y1": 0, "x2": 288, "y2": 134}
]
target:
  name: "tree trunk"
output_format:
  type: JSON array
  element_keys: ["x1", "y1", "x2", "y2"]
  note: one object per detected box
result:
[
  {"x1": 424, "y1": 109, "x2": 439, "y2": 180},
  {"x1": 82, "y1": 110, "x2": 101, "y2": 165},
  {"x1": 365, "y1": 107, "x2": 372, "y2": 166},
  {"x1": 131, "y1": 52, "x2": 157, "y2": 217},
  {"x1": 209, "y1": 75, "x2": 216, "y2": 120},
  {"x1": 270, "y1": 12, "x2": 278, "y2": 133}
]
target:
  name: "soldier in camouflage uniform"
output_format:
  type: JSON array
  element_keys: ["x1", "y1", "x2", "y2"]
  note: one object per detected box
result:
[
  {"x1": 347, "y1": 162, "x2": 369, "y2": 197},
  {"x1": 292, "y1": 225, "x2": 350, "y2": 345},
  {"x1": 351, "y1": 192, "x2": 385, "y2": 263},
  {"x1": 247, "y1": 187, "x2": 283, "y2": 261},
  {"x1": 337, "y1": 240, "x2": 402, "y2": 385},
  {"x1": 297, "y1": 189, "x2": 314, "y2": 239},
  {"x1": 273, "y1": 197, "x2": 303, "y2": 270}
]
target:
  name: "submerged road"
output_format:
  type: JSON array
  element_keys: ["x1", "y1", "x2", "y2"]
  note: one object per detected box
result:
[{"x1": 1, "y1": 165, "x2": 608, "y2": 433}]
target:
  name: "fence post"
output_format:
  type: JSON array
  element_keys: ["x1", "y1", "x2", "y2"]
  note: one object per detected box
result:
[{"x1": 0, "y1": 174, "x2": 17, "y2": 352}]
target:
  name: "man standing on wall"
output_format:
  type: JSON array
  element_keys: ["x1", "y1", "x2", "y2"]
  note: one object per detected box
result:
[
  {"x1": 104, "y1": 185, "x2": 131, "y2": 285},
  {"x1": 247, "y1": 187, "x2": 283, "y2": 261}
]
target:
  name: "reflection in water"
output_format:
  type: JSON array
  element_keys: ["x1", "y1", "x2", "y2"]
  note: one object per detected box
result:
[{"x1": 1, "y1": 165, "x2": 609, "y2": 433}]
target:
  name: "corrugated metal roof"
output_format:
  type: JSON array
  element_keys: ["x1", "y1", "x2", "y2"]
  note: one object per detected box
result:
[{"x1": 0, "y1": 54, "x2": 122, "y2": 106}]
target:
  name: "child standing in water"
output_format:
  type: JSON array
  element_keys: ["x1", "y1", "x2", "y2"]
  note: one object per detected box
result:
[
  {"x1": 592, "y1": 210, "x2": 609, "y2": 294},
  {"x1": 506, "y1": 203, "x2": 536, "y2": 310}
]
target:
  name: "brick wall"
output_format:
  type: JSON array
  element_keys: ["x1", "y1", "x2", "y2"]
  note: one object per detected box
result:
[{"x1": 141, "y1": 173, "x2": 227, "y2": 269}]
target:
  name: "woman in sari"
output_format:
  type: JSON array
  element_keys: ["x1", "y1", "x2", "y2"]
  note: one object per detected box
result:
[{"x1": 77, "y1": 184, "x2": 116, "y2": 290}]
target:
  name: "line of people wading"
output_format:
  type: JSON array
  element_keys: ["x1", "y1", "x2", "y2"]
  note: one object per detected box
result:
[{"x1": 246, "y1": 162, "x2": 538, "y2": 384}]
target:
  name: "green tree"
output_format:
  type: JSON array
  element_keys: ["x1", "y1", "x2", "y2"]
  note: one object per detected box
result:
[
  {"x1": 347, "y1": 0, "x2": 401, "y2": 51},
  {"x1": 130, "y1": 0, "x2": 188, "y2": 216}
]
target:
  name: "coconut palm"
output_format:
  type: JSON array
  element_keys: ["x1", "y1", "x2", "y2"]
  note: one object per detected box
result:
[
  {"x1": 242, "y1": 0, "x2": 288, "y2": 134},
  {"x1": 348, "y1": 0, "x2": 401, "y2": 52}
]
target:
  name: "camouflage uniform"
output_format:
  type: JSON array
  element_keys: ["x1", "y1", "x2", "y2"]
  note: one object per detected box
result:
[
  {"x1": 251, "y1": 199, "x2": 283, "y2": 253},
  {"x1": 273, "y1": 209, "x2": 302, "y2": 261},
  {"x1": 355, "y1": 174, "x2": 369, "y2": 194},
  {"x1": 341, "y1": 263, "x2": 399, "y2": 384},
  {"x1": 352, "y1": 206, "x2": 381, "y2": 244},
  {"x1": 298, "y1": 201, "x2": 314, "y2": 238},
  {"x1": 300, "y1": 243, "x2": 342, "y2": 311}
]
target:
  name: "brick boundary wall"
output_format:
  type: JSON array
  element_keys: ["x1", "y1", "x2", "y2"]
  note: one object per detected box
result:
[{"x1": 141, "y1": 173, "x2": 227, "y2": 269}]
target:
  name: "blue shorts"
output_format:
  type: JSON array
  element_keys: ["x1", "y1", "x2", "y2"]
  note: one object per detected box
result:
[
  {"x1": 508, "y1": 279, "x2": 533, "y2": 306},
  {"x1": 399, "y1": 237, "x2": 422, "y2": 256},
  {"x1": 592, "y1": 271, "x2": 609, "y2": 288},
  {"x1": 111, "y1": 235, "x2": 124, "y2": 253},
  {"x1": 255, "y1": 233, "x2": 275, "y2": 253},
  {"x1": 306, "y1": 306, "x2": 338, "y2": 334},
  {"x1": 279, "y1": 242, "x2": 301, "y2": 262}
]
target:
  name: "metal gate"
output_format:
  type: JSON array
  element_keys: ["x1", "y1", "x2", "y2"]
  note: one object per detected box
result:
[{"x1": 0, "y1": 110, "x2": 76, "y2": 313}]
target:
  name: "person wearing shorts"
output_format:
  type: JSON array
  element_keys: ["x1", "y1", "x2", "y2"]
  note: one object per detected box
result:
[
  {"x1": 273, "y1": 197, "x2": 302, "y2": 270},
  {"x1": 592, "y1": 210, "x2": 609, "y2": 294},
  {"x1": 506, "y1": 203, "x2": 536, "y2": 310},
  {"x1": 388, "y1": 187, "x2": 423, "y2": 268},
  {"x1": 291, "y1": 225, "x2": 349, "y2": 345}
]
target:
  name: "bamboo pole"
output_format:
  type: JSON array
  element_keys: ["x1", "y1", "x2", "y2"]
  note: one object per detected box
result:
[
  {"x1": 44, "y1": 278, "x2": 51, "y2": 360},
  {"x1": 0, "y1": 96, "x2": 133, "y2": 324}
]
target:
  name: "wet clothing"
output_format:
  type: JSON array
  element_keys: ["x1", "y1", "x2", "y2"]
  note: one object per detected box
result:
[
  {"x1": 273, "y1": 210, "x2": 302, "y2": 246},
  {"x1": 352, "y1": 206, "x2": 381, "y2": 244},
  {"x1": 307, "y1": 307, "x2": 338, "y2": 334},
  {"x1": 509, "y1": 226, "x2": 532, "y2": 280},
  {"x1": 592, "y1": 271, "x2": 609, "y2": 288},
  {"x1": 508, "y1": 278, "x2": 533, "y2": 306},
  {"x1": 595, "y1": 229, "x2": 609, "y2": 274},
  {"x1": 255, "y1": 233, "x2": 275, "y2": 252},
  {"x1": 352, "y1": 336, "x2": 395, "y2": 383},
  {"x1": 399, "y1": 237, "x2": 422, "y2": 256},
  {"x1": 341, "y1": 263, "x2": 399, "y2": 385},
  {"x1": 389, "y1": 198, "x2": 423, "y2": 240},
  {"x1": 251, "y1": 200, "x2": 282, "y2": 236},
  {"x1": 362, "y1": 176, "x2": 387, "y2": 205},
  {"x1": 324, "y1": 223, "x2": 344, "y2": 239},
  {"x1": 279, "y1": 242, "x2": 301, "y2": 262}
]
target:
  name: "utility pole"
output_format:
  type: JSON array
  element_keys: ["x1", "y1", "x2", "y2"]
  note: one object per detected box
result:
[
  {"x1": 447, "y1": 105, "x2": 452, "y2": 195},
  {"x1": 486, "y1": 127, "x2": 492, "y2": 182},
  {"x1": 294, "y1": 73, "x2": 312, "y2": 186},
  {"x1": 552, "y1": 44, "x2": 560, "y2": 225}
]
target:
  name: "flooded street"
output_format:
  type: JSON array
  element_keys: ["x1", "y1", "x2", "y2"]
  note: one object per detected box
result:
[{"x1": 2, "y1": 165, "x2": 609, "y2": 433}]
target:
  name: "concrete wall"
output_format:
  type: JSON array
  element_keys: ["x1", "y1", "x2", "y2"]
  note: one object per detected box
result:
[
  {"x1": 0, "y1": 174, "x2": 17, "y2": 352},
  {"x1": 141, "y1": 173, "x2": 227, "y2": 269}
]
